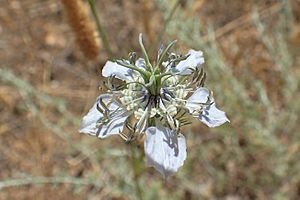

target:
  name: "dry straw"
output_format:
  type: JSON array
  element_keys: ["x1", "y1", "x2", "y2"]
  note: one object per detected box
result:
[{"x1": 61, "y1": 0, "x2": 100, "y2": 60}]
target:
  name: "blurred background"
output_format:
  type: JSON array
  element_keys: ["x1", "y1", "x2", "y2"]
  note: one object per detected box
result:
[{"x1": 1, "y1": 0, "x2": 300, "y2": 199}]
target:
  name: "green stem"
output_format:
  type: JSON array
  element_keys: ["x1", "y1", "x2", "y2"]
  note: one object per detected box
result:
[
  {"x1": 130, "y1": 146, "x2": 144, "y2": 200},
  {"x1": 139, "y1": 33, "x2": 153, "y2": 72},
  {"x1": 116, "y1": 60, "x2": 150, "y2": 81},
  {"x1": 123, "y1": 81, "x2": 149, "y2": 90},
  {"x1": 158, "y1": 72, "x2": 173, "y2": 79},
  {"x1": 0, "y1": 176, "x2": 101, "y2": 190},
  {"x1": 88, "y1": 0, "x2": 113, "y2": 58}
]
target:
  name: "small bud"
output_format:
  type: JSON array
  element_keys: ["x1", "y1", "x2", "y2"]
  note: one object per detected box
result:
[{"x1": 129, "y1": 52, "x2": 137, "y2": 64}]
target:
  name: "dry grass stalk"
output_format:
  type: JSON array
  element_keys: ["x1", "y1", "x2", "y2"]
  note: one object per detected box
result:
[
  {"x1": 201, "y1": 3, "x2": 282, "y2": 43},
  {"x1": 61, "y1": 0, "x2": 100, "y2": 60}
]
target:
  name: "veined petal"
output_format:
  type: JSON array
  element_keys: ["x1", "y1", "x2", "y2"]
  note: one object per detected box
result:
[
  {"x1": 135, "y1": 58, "x2": 146, "y2": 69},
  {"x1": 96, "y1": 113, "x2": 129, "y2": 138},
  {"x1": 144, "y1": 126, "x2": 187, "y2": 178},
  {"x1": 102, "y1": 61, "x2": 133, "y2": 81},
  {"x1": 199, "y1": 104, "x2": 229, "y2": 127},
  {"x1": 186, "y1": 87, "x2": 210, "y2": 113},
  {"x1": 79, "y1": 95, "x2": 107, "y2": 135},
  {"x1": 186, "y1": 87, "x2": 229, "y2": 127},
  {"x1": 173, "y1": 49, "x2": 204, "y2": 75},
  {"x1": 79, "y1": 94, "x2": 129, "y2": 138}
]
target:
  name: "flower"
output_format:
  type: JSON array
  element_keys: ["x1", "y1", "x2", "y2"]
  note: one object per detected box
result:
[{"x1": 79, "y1": 34, "x2": 229, "y2": 178}]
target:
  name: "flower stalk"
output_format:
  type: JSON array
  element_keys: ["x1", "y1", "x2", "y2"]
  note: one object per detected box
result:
[
  {"x1": 129, "y1": 145, "x2": 144, "y2": 199},
  {"x1": 87, "y1": 0, "x2": 112, "y2": 58}
]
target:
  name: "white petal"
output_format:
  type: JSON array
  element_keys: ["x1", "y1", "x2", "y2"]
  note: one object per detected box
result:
[
  {"x1": 102, "y1": 61, "x2": 133, "y2": 81},
  {"x1": 186, "y1": 87, "x2": 210, "y2": 113},
  {"x1": 79, "y1": 94, "x2": 129, "y2": 138},
  {"x1": 144, "y1": 127, "x2": 187, "y2": 178},
  {"x1": 186, "y1": 87, "x2": 229, "y2": 127},
  {"x1": 173, "y1": 49, "x2": 204, "y2": 75},
  {"x1": 96, "y1": 114, "x2": 129, "y2": 138},
  {"x1": 199, "y1": 104, "x2": 229, "y2": 127},
  {"x1": 135, "y1": 58, "x2": 146, "y2": 69},
  {"x1": 79, "y1": 95, "x2": 105, "y2": 135}
]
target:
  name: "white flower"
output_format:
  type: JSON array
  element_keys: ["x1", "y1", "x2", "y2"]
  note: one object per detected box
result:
[{"x1": 79, "y1": 34, "x2": 229, "y2": 178}]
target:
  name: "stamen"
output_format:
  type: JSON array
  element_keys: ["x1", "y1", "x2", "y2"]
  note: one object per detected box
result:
[
  {"x1": 166, "y1": 105, "x2": 177, "y2": 117},
  {"x1": 121, "y1": 96, "x2": 145, "y2": 107},
  {"x1": 135, "y1": 108, "x2": 149, "y2": 133}
]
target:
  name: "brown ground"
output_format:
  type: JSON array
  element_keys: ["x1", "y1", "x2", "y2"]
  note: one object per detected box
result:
[{"x1": 1, "y1": 0, "x2": 300, "y2": 199}]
